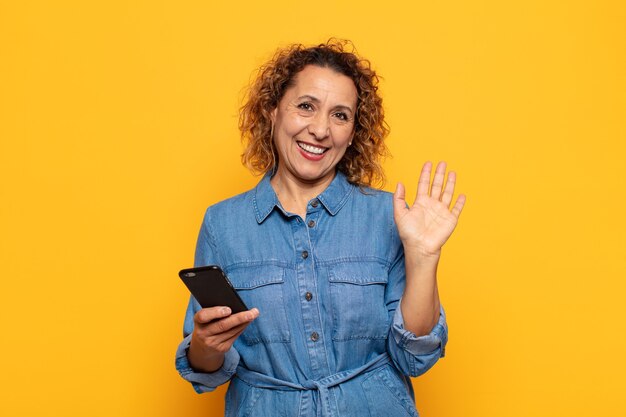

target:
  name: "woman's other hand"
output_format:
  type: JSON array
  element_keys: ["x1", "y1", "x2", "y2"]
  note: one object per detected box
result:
[
  {"x1": 188, "y1": 306, "x2": 259, "y2": 373},
  {"x1": 393, "y1": 161, "x2": 466, "y2": 258}
]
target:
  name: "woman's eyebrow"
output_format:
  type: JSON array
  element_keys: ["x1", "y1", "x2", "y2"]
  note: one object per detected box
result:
[
  {"x1": 333, "y1": 104, "x2": 354, "y2": 114},
  {"x1": 296, "y1": 95, "x2": 354, "y2": 113},
  {"x1": 297, "y1": 94, "x2": 321, "y2": 103}
]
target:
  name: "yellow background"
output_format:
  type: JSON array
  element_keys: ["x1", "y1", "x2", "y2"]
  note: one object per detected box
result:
[{"x1": 1, "y1": 1, "x2": 625, "y2": 416}]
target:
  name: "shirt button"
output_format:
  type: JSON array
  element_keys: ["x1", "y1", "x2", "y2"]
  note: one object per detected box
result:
[
  {"x1": 305, "y1": 292, "x2": 313, "y2": 301},
  {"x1": 310, "y1": 199, "x2": 319, "y2": 208},
  {"x1": 307, "y1": 220, "x2": 316, "y2": 228},
  {"x1": 310, "y1": 332, "x2": 319, "y2": 342},
  {"x1": 301, "y1": 250, "x2": 308, "y2": 259}
]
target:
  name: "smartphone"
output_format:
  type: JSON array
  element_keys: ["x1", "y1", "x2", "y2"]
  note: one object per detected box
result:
[{"x1": 179, "y1": 265, "x2": 248, "y2": 314}]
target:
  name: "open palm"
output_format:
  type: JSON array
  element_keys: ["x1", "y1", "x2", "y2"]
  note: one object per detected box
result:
[{"x1": 393, "y1": 161, "x2": 466, "y2": 257}]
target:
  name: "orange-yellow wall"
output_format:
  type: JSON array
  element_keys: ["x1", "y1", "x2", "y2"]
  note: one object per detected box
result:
[{"x1": 1, "y1": 1, "x2": 625, "y2": 416}]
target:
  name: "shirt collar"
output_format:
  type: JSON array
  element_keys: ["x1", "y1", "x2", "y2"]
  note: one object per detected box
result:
[{"x1": 253, "y1": 170, "x2": 354, "y2": 224}]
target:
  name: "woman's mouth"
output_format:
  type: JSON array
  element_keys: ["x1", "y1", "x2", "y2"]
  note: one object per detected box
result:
[
  {"x1": 296, "y1": 141, "x2": 328, "y2": 161},
  {"x1": 297, "y1": 141, "x2": 327, "y2": 155}
]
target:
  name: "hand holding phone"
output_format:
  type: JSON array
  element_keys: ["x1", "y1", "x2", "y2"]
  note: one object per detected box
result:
[
  {"x1": 188, "y1": 305, "x2": 259, "y2": 372},
  {"x1": 179, "y1": 265, "x2": 258, "y2": 372}
]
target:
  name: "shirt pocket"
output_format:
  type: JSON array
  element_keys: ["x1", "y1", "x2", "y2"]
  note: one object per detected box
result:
[
  {"x1": 226, "y1": 265, "x2": 291, "y2": 345},
  {"x1": 328, "y1": 261, "x2": 390, "y2": 341}
]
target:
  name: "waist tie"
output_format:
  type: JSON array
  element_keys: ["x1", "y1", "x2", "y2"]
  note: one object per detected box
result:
[{"x1": 235, "y1": 353, "x2": 391, "y2": 417}]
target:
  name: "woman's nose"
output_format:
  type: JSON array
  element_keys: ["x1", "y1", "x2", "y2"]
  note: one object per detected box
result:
[{"x1": 307, "y1": 113, "x2": 330, "y2": 140}]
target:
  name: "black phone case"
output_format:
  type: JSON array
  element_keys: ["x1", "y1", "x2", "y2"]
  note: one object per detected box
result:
[{"x1": 179, "y1": 265, "x2": 248, "y2": 314}]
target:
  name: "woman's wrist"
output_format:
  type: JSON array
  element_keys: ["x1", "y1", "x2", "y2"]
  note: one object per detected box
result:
[{"x1": 402, "y1": 242, "x2": 442, "y2": 264}]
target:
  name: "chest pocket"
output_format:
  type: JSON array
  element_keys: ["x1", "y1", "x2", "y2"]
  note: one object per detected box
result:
[
  {"x1": 328, "y1": 262, "x2": 390, "y2": 341},
  {"x1": 226, "y1": 265, "x2": 291, "y2": 345}
]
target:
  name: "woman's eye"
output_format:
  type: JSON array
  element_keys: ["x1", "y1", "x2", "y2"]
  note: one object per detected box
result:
[
  {"x1": 297, "y1": 102, "x2": 313, "y2": 111},
  {"x1": 334, "y1": 112, "x2": 349, "y2": 121}
]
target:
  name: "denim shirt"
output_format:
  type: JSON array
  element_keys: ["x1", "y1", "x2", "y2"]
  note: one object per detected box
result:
[{"x1": 175, "y1": 171, "x2": 448, "y2": 417}]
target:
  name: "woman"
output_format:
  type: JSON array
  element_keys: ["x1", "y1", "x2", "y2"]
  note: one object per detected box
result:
[{"x1": 175, "y1": 40, "x2": 466, "y2": 417}]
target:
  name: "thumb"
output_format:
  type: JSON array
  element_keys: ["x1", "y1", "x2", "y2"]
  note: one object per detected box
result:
[{"x1": 393, "y1": 182, "x2": 408, "y2": 216}]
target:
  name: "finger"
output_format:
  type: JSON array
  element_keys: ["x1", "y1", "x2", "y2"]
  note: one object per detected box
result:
[
  {"x1": 194, "y1": 322, "x2": 250, "y2": 355},
  {"x1": 441, "y1": 171, "x2": 456, "y2": 208},
  {"x1": 215, "y1": 325, "x2": 250, "y2": 351},
  {"x1": 451, "y1": 194, "x2": 466, "y2": 218},
  {"x1": 209, "y1": 321, "x2": 251, "y2": 345},
  {"x1": 207, "y1": 309, "x2": 258, "y2": 335},
  {"x1": 430, "y1": 161, "x2": 447, "y2": 200},
  {"x1": 225, "y1": 325, "x2": 248, "y2": 344},
  {"x1": 194, "y1": 306, "x2": 232, "y2": 325},
  {"x1": 416, "y1": 161, "x2": 432, "y2": 197},
  {"x1": 393, "y1": 182, "x2": 408, "y2": 216},
  {"x1": 206, "y1": 308, "x2": 259, "y2": 336}
]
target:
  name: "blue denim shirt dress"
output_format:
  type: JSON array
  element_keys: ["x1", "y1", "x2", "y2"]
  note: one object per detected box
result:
[{"x1": 175, "y1": 171, "x2": 448, "y2": 417}]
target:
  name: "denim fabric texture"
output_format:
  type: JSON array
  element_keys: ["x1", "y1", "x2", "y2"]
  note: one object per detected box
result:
[{"x1": 175, "y1": 171, "x2": 448, "y2": 417}]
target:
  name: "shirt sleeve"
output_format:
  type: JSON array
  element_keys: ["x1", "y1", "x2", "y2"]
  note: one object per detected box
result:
[
  {"x1": 384, "y1": 212, "x2": 448, "y2": 377},
  {"x1": 388, "y1": 300, "x2": 448, "y2": 377},
  {"x1": 174, "y1": 207, "x2": 241, "y2": 393}
]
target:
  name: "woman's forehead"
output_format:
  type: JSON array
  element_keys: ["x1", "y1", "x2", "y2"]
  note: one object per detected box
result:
[{"x1": 286, "y1": 65, "x2": 357, "y2": 107}]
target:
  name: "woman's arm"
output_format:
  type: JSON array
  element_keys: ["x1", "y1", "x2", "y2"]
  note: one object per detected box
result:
[
  {"x1": 393, "y1": 161, "x2": 465, "y2": 336},
  {"x1": 175, "y1": 207, "x2": 257, "y2": 392},
  {"x1": 399, "y1": 250, "x2": 441, "y2": 336}
]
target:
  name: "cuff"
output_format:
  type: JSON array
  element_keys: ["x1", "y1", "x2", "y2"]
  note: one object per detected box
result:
[
  {"x1": 175, "y1": 334, "x2": 240, "y2": 393},
  {"x1": 391, "y1": 304, "x2": 448, "y2": 357}
]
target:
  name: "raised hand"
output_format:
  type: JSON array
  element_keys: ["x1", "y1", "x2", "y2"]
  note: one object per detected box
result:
[{"x1": 393, "y1": 161, "x2": 466, "y2": 258}]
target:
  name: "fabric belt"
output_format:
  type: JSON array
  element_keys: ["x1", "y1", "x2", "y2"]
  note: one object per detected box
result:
[{"x1": 235, "y1": 353, "x2": 391, "y2": 417}]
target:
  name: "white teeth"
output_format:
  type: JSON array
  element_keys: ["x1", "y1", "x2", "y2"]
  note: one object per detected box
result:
[{"x1": 298, "y1": 142, "x2": 326, "y2": 155}]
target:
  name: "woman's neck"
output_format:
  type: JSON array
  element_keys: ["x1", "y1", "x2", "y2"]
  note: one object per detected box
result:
[{"x1": 270, "y1": 169, "x2": 336, "y2": 219}]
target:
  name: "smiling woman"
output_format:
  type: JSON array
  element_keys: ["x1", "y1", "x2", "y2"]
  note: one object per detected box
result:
[
  {"x1": 269, "y1": 65, "x2": 358, "y2": 217},
  {"x1": 175, "y1": 39, "x2": 466, "y2": 417},
  {"x1": 239, "y1": 40, "x2": 389, "y2": 189}
]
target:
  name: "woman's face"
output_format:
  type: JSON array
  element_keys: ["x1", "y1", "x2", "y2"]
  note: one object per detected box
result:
[{"x1": 271, "y1": 65, "x2": 357, "y2": 186}]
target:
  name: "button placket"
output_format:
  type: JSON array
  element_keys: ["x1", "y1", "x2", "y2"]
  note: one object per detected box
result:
[{"x1": 290, "y1": 199, "x2": 330, "y2": 378}]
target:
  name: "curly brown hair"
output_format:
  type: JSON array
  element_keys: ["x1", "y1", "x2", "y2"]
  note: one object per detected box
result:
[{"x1": 239, "y1": 39, "x2": 390, "y2": 187}]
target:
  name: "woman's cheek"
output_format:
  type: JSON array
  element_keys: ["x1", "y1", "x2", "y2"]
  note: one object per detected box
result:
[
  {"x1": 331, "y1": 126, "x2": 354, "y2": 143},
  {"x1": 290, "y1": 115, "x2": 310, "y2": 133}
]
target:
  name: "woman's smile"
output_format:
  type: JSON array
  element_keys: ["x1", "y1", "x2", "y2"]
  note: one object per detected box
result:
[{"x1": 296, "y1": 141, "x2": 328, "y2": 159}]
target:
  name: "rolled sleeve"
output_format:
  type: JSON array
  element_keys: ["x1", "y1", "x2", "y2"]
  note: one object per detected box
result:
[
  {"x1": 392, "y1": 304, "x2": 447, "y2": 357},
  {"x1": 175, "y1": 334, "x2": 240, "y2": 394},
  {"x1": 387, "y1": 304, "x2": 448, "y2": 377}
]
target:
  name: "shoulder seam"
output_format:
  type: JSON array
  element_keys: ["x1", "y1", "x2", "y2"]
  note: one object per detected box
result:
[{"x1": 204, "y1": 207, "x2": 225, "y2": 268}]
